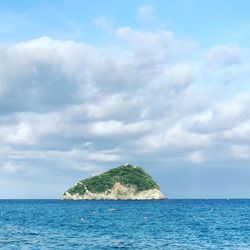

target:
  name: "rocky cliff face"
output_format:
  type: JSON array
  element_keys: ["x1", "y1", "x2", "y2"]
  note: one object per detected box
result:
[{"x1": 63, "y1": 182, "x2": 165, "y2": 200}]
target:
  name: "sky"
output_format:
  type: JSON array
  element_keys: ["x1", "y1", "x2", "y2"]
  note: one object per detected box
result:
[{"x1": 1, "y1": 0, "x2": 250, "y2": 198}]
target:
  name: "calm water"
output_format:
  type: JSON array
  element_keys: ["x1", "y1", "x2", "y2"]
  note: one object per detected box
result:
[{"x1": 0, "y1": 199, "x2": 250, "y2": 249}]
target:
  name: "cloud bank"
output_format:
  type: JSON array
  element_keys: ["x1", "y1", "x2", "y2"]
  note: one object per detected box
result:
[{"x1": 1, "y1": 26, "x2": 250, "y2": 198}]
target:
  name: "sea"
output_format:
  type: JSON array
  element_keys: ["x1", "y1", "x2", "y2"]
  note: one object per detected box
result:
[{"x1": 0, "y1": 199, "x2": 250, "y2": 249}]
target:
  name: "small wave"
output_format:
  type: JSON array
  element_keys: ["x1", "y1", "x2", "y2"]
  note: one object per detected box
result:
[{"x1": 108, "y1": 208, "x2": 116, "y2": 212}]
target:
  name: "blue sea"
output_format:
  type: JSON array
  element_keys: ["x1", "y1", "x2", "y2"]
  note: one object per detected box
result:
[{"x1": 0, "y1": 199, "x2": 250, "y2": 249}]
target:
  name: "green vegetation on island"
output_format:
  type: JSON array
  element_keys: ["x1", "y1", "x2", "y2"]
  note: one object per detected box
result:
[{"x1": 65, "y1": 164, "x2": 160, "y2": 195}]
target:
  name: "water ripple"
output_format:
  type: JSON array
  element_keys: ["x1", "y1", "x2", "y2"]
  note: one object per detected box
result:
[{"x1": 0, "y1": 199, "x2": 250, "y2": 249}]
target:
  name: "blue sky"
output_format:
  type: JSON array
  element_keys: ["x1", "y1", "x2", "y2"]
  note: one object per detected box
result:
[
  {"x1": 2, "y1": 0, "x2": 250, "y2": 46},
  {"x1": 1, "y1": 0, "x2": 250, "y2": 198}
]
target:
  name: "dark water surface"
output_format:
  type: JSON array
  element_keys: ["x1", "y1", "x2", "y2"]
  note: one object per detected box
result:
[{"x1": 0, "y1": 199, "x2": 250, "y2": 249}]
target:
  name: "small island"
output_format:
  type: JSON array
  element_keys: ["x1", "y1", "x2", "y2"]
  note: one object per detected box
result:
[{"x1": 63, "y1": 164, "x2": 165, "y2": 200}]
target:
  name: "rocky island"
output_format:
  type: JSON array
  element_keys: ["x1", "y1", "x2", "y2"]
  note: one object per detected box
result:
[{"x1": 63, "y1": 164, "x2": 165, "y2": 200}]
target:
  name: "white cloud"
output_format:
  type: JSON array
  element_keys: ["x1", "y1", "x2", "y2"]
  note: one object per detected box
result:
[
  {"x1": 93, "y1": 16, "x2": 114, "y2": 33},
  {"x1": 231, "y1": 145, "x2": 250, "y2": 160},
  {"x1": 223, "y1": 121, "x2": 250, "y2": 141},
  {"x1": 158, "y1": 63, "x2": 194, "y2": 87},
  {"x1": 5, "y1": 122, "x2": 34, "y2": 145},
  {"x1": 205, "y1": 45, "x2": 242, "y2": 69},
  {"x1": 137, "y1": 5, "x2": 155, "y2": 22},
  {"x1": 194, "y1": 111, "x2": 213, "y2": 124},
  {"x1": 1, "y1": 162, "x2": 19, "y2": 173},
  {"x1": 187, "y1": 151, "x2": 206, "y2": 163},
  {"x1": 202, "y1": 45, "x2": 250, "y2": 85},
  {"x1": 90, "y1": 120, "x2": 150, "y2": 136},
  {"x1": 116, "y1": 27, "x2": 195, "y2": 64},
  {"x1": 138, "y1": 123, "x2": 211, "y2": 151}
]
